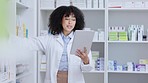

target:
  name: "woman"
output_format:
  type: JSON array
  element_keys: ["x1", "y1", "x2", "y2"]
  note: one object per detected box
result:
[
  {"x1": 11, "y1": 5, "x2": 93, "y2": 83},
  {"x1": 45, "y1": 5, "x2": 92, "y2": 83}
]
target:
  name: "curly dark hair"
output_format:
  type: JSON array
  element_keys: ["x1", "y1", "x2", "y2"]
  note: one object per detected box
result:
[{"x1": 48, "y1": 6, "x2": 85, "y2": 35}]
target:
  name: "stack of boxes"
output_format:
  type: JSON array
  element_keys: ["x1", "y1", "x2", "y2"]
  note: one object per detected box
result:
[
  {"x1": 72, "y1": 0, "x2": 86, "y2": 8},
  {"x1": 108, "y1": 59, "x2": 148, "y2": 72},
  {"x1": 108, "y1": 31, "x2": 118, "y2": 41},
  {"x1": 40, "y1": 0, "x2": 55, "y2": 8},
  {"x1": 119, "y1": 32, "x2": 128, "y2": 41},
  {"x1": 40, "y1": 0, "x2": 105, "y2": 9},
  {"x1": 91, "y1": 51, "x2": 99, "y2": 70},
  {"x1": 108, "y1": 25, "x2": 145, "y2": 41},
  {"x1": 108, "y1": 60, "x2": 117, "y2": 71},
  {"x1": 98, "y1": 29, "x2": 105, "y2": 41},
  {"x1": 108, "y1": 26, "x2": 128, "y2": 41},
  {"x1": 56, "y1": 0, "x2": 70, "y2": 8},
  {"x1": 91, "y1": 51, "x2": 104, "y2": 71},
  {"x1": 127, "y1": 62, "x2": 135, "y2": 71},
  {"x1": 0, "y1": 60, "x2": 15, "y2": 83},
  {"x1": 40, "y1": 55, "x2": 47, "y2": 70},
  {"x1": 96, "y1": 57, "x2": 104, "y2": 71},
  {"x1": 138, "y1": 59, "x2": 148, "y2": 72},
  {"x1": 128, "y1": 25, "x2": 144, "y2": 41},
  {"x1": 108, "y1": 0, "x2": 148, "y2": 8}
]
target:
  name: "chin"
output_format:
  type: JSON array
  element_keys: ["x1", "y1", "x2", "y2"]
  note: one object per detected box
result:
[{"x1": 67, "y1": 29, "x2": 73, "y2": 32}]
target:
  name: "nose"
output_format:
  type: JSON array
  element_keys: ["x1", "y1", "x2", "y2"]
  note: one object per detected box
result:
[{"x1": 68, "y1": 20, "x2": 72, "y2": 24}]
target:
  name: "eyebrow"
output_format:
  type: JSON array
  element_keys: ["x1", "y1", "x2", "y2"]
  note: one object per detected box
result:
[{"x1": 64, "y1": 13, "x2": 75, "y2": 17}]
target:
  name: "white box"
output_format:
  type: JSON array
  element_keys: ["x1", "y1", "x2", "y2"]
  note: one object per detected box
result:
[
  {"x1": 91, "y1": 59, "x2": 96, "y2": 70},
  {"x1": 127, "y1": 62, "x2": 134, "y2": 71},
  {"x1": 123, "y1": 2, "x2": 134, "y2": 8},
  {"x1": 134, "y1": 2, "x2": 144, "y2": 8},
  {"x1": 40, "y1": 64, "x2": 47, "y2": 70},
  {"x1": 146, "y1": 64, "x2": 148, "y2": 72},
  {"x1": 41, "y1": 55, "x2": 46, "y2": 63},
  {"x1": 138, "y1": 26, "x2": 144, "y2": 41},
  {"x1": 108, "y1": 66, "x2": 114, "y2": 71},
  {"x1": 56, "y1": 0, "x2": 70, "y2": 7},
  {"x1": 87, "y1": 0, "x2": 92, "y2": 8},
  {"x1": 72, "y1": 0, "x2": 86, "y2": 8},
  {"x1": 99, "y1": 0, "x2": 104, "y2": 8},
  {"x1": 108, "y1": 2, "x2": 122, "y2": 8},
  {"x1": 119, "y1": 27, "x2": 125, "y2": 32},
  {"x1": 93, "y1": 0, "x2": 98, "y2": 8},
  {"x1": 93, "y1": 31, "x2": 99, "y2": 41},
  {"x1": 117, "y1": 65, "x2": 122, "y2": 71},
  {"x1": 98, "y1": 31, "x2": 104, "y2": 41},
  {"x1": 40, "y1": 0, "x2": 55, "y2": 8},
  {"x1": 131, "y1": 27, "x2": 138, "y2": 41}
]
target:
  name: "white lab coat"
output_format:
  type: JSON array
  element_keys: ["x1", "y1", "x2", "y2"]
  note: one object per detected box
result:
[{"x1": 10, "y1": 34, "x2": 93, "y2": 83}]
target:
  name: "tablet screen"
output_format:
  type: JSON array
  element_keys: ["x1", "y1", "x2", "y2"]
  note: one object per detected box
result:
[{"x1": 70, "y1": 30, "x2": 94, "y2": 54}]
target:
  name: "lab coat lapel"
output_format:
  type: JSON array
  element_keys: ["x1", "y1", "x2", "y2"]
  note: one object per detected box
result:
[
  {"x1": 69, "y1": 31, "x2": 74, "y2": 44},
  {"x1": 56, "y1": 35, "x2": 64, "y2": 47},
  {"x1": 69, "y1": 36, "x2": 74, "y2": 44}
]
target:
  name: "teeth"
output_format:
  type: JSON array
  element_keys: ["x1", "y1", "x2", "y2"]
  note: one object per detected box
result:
[{"x1": 67, "y1": 25, "x2": 71, "y2": 28}]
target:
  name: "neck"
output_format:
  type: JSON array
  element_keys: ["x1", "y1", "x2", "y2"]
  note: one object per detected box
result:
[{"x1": 63, "y1": 31, "x2": 71, "y2": 36}]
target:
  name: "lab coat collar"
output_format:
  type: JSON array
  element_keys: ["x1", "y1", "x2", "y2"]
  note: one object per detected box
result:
[{"x1": 56, "y1": 31, "x2": 74, "y2": 46}]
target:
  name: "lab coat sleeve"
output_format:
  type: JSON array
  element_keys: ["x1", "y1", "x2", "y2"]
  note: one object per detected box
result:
[
  {"x1": 9, "y1": 35, "x2": 49, "y2": 52},
  {"x1": 80, "y1": 51, "x2": 93, "y2": 71}
]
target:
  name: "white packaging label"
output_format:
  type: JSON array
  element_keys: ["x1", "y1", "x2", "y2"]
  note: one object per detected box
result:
[
  {"x1": 134, "y1": 2, "x2": 144, "y2": 8},
  {"x1": 123, "y1": 2, "x2": 134, "y2": 8}
]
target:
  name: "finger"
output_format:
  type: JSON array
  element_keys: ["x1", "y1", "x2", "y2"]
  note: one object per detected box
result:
[
  {"x1": 75, "y1": 52, "x2": 80, "y2": 57},
  {"x1": 82, "y1": 52, "x2": 86, "y2": 56},
  {"x1": 84, "y1": 47, "x2": 87, "y2": 54},
  {"x1": 76, "y1": 49, "x2": 82, "y2": 57},
  {"x1": 81, "y1": 53, "x2": 86, "y2": 58},
  {"x1": 77, "y1": 49, "x2": 83, "y2": 55}
]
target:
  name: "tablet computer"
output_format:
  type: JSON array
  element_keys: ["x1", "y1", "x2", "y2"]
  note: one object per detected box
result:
[{"x1": 70, "y1": 30, "x2": 95, "y2": 54}]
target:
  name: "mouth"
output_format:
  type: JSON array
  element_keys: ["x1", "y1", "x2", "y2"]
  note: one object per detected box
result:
[{"x1": 67, "y1": 25, "x2": 73, "y2": 29}]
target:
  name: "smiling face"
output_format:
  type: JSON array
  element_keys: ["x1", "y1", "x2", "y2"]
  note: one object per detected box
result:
[{"x1": 62, "y1": 13, "x2": 76, "y2": 36}]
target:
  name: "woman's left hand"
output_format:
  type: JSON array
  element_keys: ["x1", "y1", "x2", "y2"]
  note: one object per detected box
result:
[{"x1": 75, "y1": 47, "x2": 89, "y2": 64}]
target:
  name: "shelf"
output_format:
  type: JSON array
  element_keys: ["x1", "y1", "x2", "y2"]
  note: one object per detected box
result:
[
  {"x1": 40, "y1": 8, "x2": 105, "y2": 11},
  {"x1": 40, "y1": 69, "x2": 46, "y2": 72},
  {"x1": 108, "y1": 41, "x2": 148, "y2": 43},
  {"x1": 16, "y1": 2, "x2": 29, "y2": 9},
  {"x1": 93, "y1": 40, "x2": 105, "y2": 43},
  {"x1": 108, "y1": 71, "x2": 148, "y2": 74},
  {"x1": 81, "y1": 8, "x2": 105, "y2": 11},
  {"x1": 41, "y1": 8, "x2": 148, "y2": 11},
  {"x1": 40, "y1": 8, "x2": 55, "y2": 10},
  {"x1": 16, "y1": 72, "x2": 31, "y2": 79},
  {"x1": 83, "y1": 70, "x2": 104, "y2": 73},
  {"x1": 2, "y1": 80, "x2": 14, "y2": 83},
  {"x1": 40, "y1": 69, "x2": 104, "y2": 73},
  {"x1": 108, "y1": 8, "x2": 148, "y2": 11}
]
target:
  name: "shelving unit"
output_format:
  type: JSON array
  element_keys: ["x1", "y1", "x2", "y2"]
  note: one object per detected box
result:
[
  {"x1": 108, "y1": 0, "x2": 148, "y2": 82},
  {"x1": 16, "y1": 72, "x2": 32, "y2": 80},
  {"x1": 16, "y1": 2, "x2": 29, "y2": 9},
  {"x1": 108, "y1": 8, "x2": 148, "y2": 10},
  {"x1": 108, "y1": 71, "x2": 148, "y2": 74},
  {"x1": 38, "y1": 0, "x2": 105, "y2": 83},
  {"x1": 14, "y1": 0, "x2": 37, "y2": 83},
  {"x1": 3, "y1": 80, "x2": 14, "y2": 83},
  {"x1": 37, "y1": 0, "x2": 148, "y2": 83}
]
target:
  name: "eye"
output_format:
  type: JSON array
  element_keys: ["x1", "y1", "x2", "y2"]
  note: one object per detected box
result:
[
  {"x1": 65, "y1": 17, "x2": 70, "y2": 20},
  {"x1": 72, "y1": 18, "x2": 76, "y2": 21}
]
